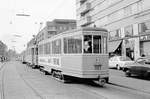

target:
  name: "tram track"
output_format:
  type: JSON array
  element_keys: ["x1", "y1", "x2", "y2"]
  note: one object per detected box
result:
[
  {"x1": 0, "y1": 63, "x2": 6, "y2": 99},
  {"x1": 15, "y1": 62, "x2": 150, "y2": 99},
  {"x1": 16, "y1": 66, "x2": 45, "y2": 99}
]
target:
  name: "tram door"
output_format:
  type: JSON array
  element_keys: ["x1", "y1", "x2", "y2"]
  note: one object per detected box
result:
[
  {"x1": 35, "y1": 47, "x2": 38, "y2": 66},
  {"x1": 31, "y1": 48, "x2": 35, "y2": 65}
]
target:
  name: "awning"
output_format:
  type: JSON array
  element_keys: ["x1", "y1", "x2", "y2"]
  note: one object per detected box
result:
[{"x1": 108, "y1": 40, "x2": 122, "y2": 53}]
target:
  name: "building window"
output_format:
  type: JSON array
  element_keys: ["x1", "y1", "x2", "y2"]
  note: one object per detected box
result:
[
  {"x1": 124, "y1": 5, "x2": 132, "y2": 17},
  {"x1": 109, "y1": 29, "x2": 121, "y2": 40},
  {"x1": 139, "y1": 21, "x2": 150, "y2": 34},
  {"x1": 137, "y1": 0, "x2": 143, "y2": 12},
  {"x1": 80, "y1": 0, "x2": 87, "y2": 5},
  {"x1": 124, "y1": 25, "x2": 133, "y2": 37},
  {"x1": 95, "y1": 16, "x2": 108, "y2": 27}
]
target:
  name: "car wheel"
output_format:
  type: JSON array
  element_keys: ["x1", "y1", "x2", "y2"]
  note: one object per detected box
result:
[
  {"x1": 143, "y1": 72, "x2": 149, "y2": 79},
  {"x1": 116, "y1": 64, "x2": 121, "y2": 70},
  {"x1": 125, "y1": 70, "x2": 131, "y2": 77}
]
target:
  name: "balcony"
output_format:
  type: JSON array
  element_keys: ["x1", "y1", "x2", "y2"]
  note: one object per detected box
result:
[
  {"x1": 80, "y1": 3, "x2": 91, "y2": 16},
  {"x1": 80, "y1": 0, "x2": 87, "y2": 5},
  {"x1": 47, "y1": 26, "x2": 56, "y2": 31}
]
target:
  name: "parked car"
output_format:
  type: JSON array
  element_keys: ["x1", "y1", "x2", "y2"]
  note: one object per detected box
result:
[
  {"x1": 109, "y1": 56, "x2": 134, "y2": 70},
  {"x1": 123, "y1": 57, "x2": 150, "y2": 78}
]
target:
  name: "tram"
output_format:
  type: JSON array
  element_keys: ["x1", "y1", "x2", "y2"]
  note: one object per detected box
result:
[
  {"x1": 37, "y1": 27, "x2": 109, "y2": 85},
  {"x1": 22, "y1": 38, "x2": 38, "y2": 69}
]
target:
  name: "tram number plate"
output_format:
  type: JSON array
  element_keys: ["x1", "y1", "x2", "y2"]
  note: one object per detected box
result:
[
  {"x1": 95, "y1": 58, "x2": 102, "y2": 70},
  {"x1": 96, "y1": 58, "x2": 101, "y2": 63}
]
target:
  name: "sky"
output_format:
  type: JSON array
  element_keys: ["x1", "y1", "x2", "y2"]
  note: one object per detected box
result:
[{"x1": 0, "y1": 0, "x2": 76, "y2": 53}]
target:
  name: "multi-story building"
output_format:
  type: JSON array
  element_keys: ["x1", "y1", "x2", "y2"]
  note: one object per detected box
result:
[
  {"x1": 36, "y1": 19, "x2": 76, "y2": 43},
  {"x1": 76, "y1": 0, "x2": 150, "y2": 60},
  {"x1": 0, "y1": 41, "x2": 7, "y2": 61}
]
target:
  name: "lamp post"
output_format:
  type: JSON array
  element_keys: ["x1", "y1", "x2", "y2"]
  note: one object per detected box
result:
[{"x1": 16, "y1": 13, "x2": 30, "y2": 17}]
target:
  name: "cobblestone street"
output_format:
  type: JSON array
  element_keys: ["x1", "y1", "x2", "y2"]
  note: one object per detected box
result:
[{"x1": 0, "y1": 61, "x2": 150, "y2": 99}]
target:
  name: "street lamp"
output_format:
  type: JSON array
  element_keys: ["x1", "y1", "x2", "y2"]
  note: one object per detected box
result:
[
  {"x1": 13, "y1": 34, "x2": 22, "y2": 37},
  {"x1": 16, "y1": 13, "x2": 30, "y2": 17}
]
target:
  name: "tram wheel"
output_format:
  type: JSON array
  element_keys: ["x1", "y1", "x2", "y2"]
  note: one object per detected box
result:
[
  {"x1": 52, "y1": 71, "x2": 56, "y2": 77},
  {"x1": 98, "y1": 79, "x2": 106, "y2": 87},
  {"x1": 116, "y1": 64, "x2": 121, "y2": 70},
  {"x1": 44, "y1": 71, "x2": 49, "y2": 75}
]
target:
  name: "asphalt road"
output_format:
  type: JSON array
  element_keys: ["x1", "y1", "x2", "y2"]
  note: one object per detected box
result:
[{"x1": 0, "y1": 61, "x2": 150, "y2": 99}]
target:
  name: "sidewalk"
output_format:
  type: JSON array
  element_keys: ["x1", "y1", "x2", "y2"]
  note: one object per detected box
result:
[
  {"x1": 0, "y1": 62, "x2": 5, "y2": 68},
  {"x1": 0, "y1": 62, "x2": 3, "y2": 67},
  {"x1": 3, "y1": 62, "x2": 42, "y2": 99},
  {"x1": 109, "y1": 75, "x2": 150, "y2": 94}
]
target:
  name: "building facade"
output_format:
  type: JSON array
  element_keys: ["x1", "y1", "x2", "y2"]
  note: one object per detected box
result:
[
  {"x1": 76, "y1": 0, "x2": 150, "y2": 60},
  {"x1": 36, "y1": 19, "x2": 76, "y2": 43},
  {"x1": 0, "y1": 41, "x2": 7, "y2": 61}
]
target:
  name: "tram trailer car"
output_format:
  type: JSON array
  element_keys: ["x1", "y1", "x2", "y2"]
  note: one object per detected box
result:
[
  {"x1": 23, "y1": 44, "x2": 38, "y2": 68},
  {"x1": 21, "y1": 50, "x2": 26, "y2": 64},
  {"x1": 38, "y1": 27, "x2": 109, "y2": 86}
]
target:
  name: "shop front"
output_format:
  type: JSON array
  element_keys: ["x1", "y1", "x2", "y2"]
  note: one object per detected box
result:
[
  {"x1": 140, "y1": 34, "x2": 150, "y2": 57},
  {"x1": 108, "y1": 40, "x2": 122, "y2": 57},
  {"x1": 108, "y1": 29, "x2": 122, "y2": 57},
  {"x1": 124, "y1": 38, "x2": 135, "y2": 60},
  {"x1": 139, "y1": 20, "x2": 150, "y2": 57}
]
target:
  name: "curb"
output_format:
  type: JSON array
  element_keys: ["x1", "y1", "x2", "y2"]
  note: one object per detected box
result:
[{"x1": 108, "y1": 82, "x2": 150, "y2": 94}]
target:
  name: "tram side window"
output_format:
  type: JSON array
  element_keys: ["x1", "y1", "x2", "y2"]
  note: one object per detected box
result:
[
  {"x1": 64, "y1": 38, "x2": 68, "y2": 53},
  {"x1": 93, "y1": 35, "x2": 101, "y2": 53},
  {"x1": 48, "y1": 42, "x2": 51, "y2": 54},
  {"x1": 44, "y1": 43, "x2": 47, "y2": 54},
  {"x1": 64, "y1": 35, "x2": 82, "y2": 54},
  {"x1": 52, "y1": 39, "x2": 61, "y2": 54},
  {"x1": 75, "y1": 35, "x2": 82, "y2": 53},
  {"x1": 103, "y1": 37, "x2": 107, "y2": 54},
  {"x1": 44, "y1": 43, "x2": 50, "y2": 54},
  {"x1": 84, "y1": 35, "x2": 92, "y2": 53},
  {"x1": 38, "y1": 45, "x2": 41, "y2": 55},
  {"x1": 38, "y1": 45, "x2": 44, "y2": 55}
]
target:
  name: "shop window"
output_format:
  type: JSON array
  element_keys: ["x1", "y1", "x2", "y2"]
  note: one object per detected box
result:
[
  {"x1": 124, "y1": 25, "x2": 133, "y2": 37},
  {"x1": 139, "y1": 21, "x2": 150, "y2": 33}
]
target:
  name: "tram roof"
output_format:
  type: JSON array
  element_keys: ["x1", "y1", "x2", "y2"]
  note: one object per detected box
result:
[
  {"x1": 59, "y1": 27, "x2": 108, "y2": 35},
  {"x1": 38, "y1": 27, "x2": 108, "y2": 44},
  {"x1": 81, "y1": 27, "x2": 107, "y2": 32}
]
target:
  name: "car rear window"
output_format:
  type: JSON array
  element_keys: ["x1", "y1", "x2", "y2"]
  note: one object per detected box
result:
[
  {"x1": 145, "y1": 59, "x2": 150, "y2": 65},
  {"x1": 120, "y1": 57, "x2": 131, "y2": 61}
]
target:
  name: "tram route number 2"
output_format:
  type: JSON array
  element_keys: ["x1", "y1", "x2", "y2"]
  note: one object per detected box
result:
[{"x1": 95, "y1": 58, "x2": 102, "y2": 70}]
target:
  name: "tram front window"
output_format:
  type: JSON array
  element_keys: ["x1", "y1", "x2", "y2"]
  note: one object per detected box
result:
[{"x1": 84, "y1": 35, "x2": 92, "y2": 53}]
